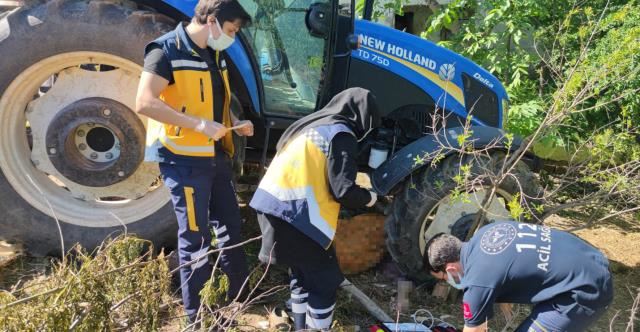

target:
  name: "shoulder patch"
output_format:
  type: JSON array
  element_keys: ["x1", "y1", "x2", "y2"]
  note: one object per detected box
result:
[
  {"x1": 480, "y1": 223, "x2": 517, "y2": 255},
  {"x1": 463, "y1": 302, "x2": 472, "y2": 320}
]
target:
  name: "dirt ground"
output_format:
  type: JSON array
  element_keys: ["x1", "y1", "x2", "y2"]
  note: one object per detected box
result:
[
  {"x1": 1, "y1": 197, "x2": 639, "y2": 331},
  {"x1": 213, "y1": 195, "x2": 640, "y2": 331},
  {"x1": 191, "y1": 193, "x2": 640, "y2": 331}
]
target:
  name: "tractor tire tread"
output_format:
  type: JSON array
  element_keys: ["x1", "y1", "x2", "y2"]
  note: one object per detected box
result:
[{"x1": 385, "y1": 151, "x2": 544, "y2": 281}]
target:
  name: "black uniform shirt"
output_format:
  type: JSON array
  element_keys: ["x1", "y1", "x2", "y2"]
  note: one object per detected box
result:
[{"x1": 143, "y1": 27, "x2": 227, "y2": 167}]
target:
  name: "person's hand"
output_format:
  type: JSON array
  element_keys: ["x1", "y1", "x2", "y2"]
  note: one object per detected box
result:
[
  {"x1": 197, "y1": 120, "x2": 228, "y2": 141},
  {"x1": 339, "y1": 208, "x2": 356, "y2": 220},
  {"x1": 232, "y1": 120, "x2": 254, "y2": 137},
  {"x1": 372, "y1": 200, "x2": 387, "y2": 215}
]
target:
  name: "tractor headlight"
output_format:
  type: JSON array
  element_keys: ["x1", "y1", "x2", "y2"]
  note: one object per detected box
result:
[{"x1": 502, "y1": 98, "x2": 510, "y2": 129}]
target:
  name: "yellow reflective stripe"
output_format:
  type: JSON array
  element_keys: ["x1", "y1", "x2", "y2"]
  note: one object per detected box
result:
[
  {"x1": 159, "y1": 135, "x2": 215, "y2": 155},
  {"x1": 362, "y1": 46, "x2": 465, "y2": 106},
  {"x1": 531, "y1": 319, "x2": 548, "y2": 332},
  {"x1": 184, "y1": 186, "x2": 199, "y2": 232}
]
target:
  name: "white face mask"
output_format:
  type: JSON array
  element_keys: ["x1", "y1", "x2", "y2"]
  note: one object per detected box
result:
[
  {"x1": 207, "y1": 19, "x2": 235, "y2": 51},
  {"x1": 446, "y1": 270, "x2": 464, "y2": 290}
]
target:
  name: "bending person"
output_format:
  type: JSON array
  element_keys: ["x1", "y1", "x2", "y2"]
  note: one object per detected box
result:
[{"x1": 250, "y1": 87, "x2": 381, "y2": 331}]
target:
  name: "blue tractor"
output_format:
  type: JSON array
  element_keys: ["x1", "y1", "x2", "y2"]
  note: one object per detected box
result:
[{"x1": 0, "y1": 0, "x2": 541, "y2": 279}]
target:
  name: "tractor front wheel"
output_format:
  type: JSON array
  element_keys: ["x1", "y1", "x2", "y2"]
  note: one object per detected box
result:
[{"x1": 385, "y1": 152, "x2": 543, "y2": 281}]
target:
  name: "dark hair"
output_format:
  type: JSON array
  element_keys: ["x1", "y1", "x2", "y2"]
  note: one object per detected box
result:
[
  {"x1": 194, "y1": 0, "x2": 251, "y2": 27},
  {"x1": 423, "y1": 233, "x2": 462, "y2": 272}
]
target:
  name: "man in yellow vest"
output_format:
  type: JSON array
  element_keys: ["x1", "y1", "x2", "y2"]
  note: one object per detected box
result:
[
  {"x1": 250, "y1": 88, "x2": 381, "y2": 330},
  {"x1": 135, "y1": 0, "x2": 252, "y2": 323}
]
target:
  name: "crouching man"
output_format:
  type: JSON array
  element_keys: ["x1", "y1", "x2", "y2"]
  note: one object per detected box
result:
[{"x1": 425, "y1": 221, "x2": 613, "y2": 332}]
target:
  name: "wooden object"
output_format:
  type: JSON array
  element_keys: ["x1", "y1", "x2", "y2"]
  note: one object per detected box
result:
[
  {"x1": 0, "y1": 1, "x2": 24, "y2": 6},
  {"x1": 431, "y1": 282, "x2": 450, "y2": 300},
  {"x1": 341, "y1": 278, "x2": 393, "y2": 322},
  {"x1": 0, "y1": 241, "x2": 20, "y2": 269},
  {"x1": 334, "y1": 213, "x2": 386, "y2": 274}
]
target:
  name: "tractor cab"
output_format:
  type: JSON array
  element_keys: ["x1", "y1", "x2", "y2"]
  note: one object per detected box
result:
[
  {"x1": 240, "y1": 0, "x2": 334, "y2": 117},
  {"x1": 233, "y1": 0, "x2": 508, "y2": 170},
  {"x1": 229, "y1": 0, "x2": 359, "y2": 164}
]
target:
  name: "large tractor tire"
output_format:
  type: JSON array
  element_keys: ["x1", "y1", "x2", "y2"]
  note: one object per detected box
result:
[
  {"x1": 0, "y1": 1, "x2": 178, "y2": 256},
  {"x1": 386, "y1": 152, "x2": 544, "y2": 281}
]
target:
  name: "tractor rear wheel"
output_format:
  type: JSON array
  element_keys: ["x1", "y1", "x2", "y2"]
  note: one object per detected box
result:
[
  {"x1": 385, "y1": 152, "x2": 544, "y2": 281},
  {"x1": 0, "y1": 1, "x2": 177, "y2": 255}
]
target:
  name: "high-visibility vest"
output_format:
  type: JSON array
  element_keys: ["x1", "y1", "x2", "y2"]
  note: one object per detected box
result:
[
  {"x1": 250, "y1": 124, "x2": 354, "y2": 249},
  {"x1": 144, "y1": 23, "x2": 234, "y2": 159}
]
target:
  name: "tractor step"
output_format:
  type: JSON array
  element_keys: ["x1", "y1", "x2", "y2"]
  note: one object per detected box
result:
[{"x1": 0, "y1": 1, "x2": 23, "y2": 14}]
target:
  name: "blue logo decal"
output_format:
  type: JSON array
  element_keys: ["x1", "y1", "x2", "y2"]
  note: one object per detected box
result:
[{"x1": 480, "y1": 223, "x2": 516, "y2": 255}]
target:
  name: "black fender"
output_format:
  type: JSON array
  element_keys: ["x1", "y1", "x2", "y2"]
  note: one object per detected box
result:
[{"x1": 370, "y1": 126, "x2": 522, "y2": 195}]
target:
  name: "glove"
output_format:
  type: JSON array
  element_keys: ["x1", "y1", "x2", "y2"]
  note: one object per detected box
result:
[
  {"x1": 371, "y1": 200, "x2": 387, "y2": 215},
  {"x1": 339, "y1": 208, "x2": 356, "y2": 220}
]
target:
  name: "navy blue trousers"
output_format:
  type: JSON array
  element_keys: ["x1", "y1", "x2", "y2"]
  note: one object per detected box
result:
[
  {"x1": 160, "y1": 155, "x2": 249, "y2": 321},
  {"x1": 257, "y1": 213, "x2": 344, "y2": 330},
  {"x1": 515, "y1": 272, "x2": 613, "y2": 332}
]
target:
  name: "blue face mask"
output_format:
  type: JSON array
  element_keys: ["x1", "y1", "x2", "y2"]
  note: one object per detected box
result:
[{"x1": 446, "y1": 271, "x2": 464, "y2": 290}]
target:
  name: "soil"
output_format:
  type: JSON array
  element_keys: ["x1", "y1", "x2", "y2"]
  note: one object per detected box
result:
[{"x1": 1, "y1": 195, "x2": 638, "y2": 331}]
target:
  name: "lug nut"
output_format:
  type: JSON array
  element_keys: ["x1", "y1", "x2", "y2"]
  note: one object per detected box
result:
[
  {"x1": 103, "y1": 109, "x2": 111, "y2": 116},
  {"x1": 90, "y1": 152, "x2": 98, "y2": 160},
  {"x1": 77, "y1": 130, "x2": 85, "y2": 137},
  {"x1": 105, "y1": 152, "x2": 113, "y2": 159},
  {"x1": 78, "y1": 143, "x2": 87, "y2": 151}
]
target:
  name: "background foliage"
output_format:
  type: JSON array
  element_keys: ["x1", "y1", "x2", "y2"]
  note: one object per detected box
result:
[
  {"x1": 368, "y1": 0, "x2": 639, "y2": 217},
  {"x1": 368, "y1": 0, "x2": 638, "y2": 159}
]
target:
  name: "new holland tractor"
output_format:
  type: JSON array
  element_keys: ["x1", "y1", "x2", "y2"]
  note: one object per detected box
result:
[{"x1": 0, "y1": 0, "x2": 542, "y2": 280}]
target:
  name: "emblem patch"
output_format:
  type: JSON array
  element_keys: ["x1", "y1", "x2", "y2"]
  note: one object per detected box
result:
[
  {"x1": 463, "y1": 302, "x2": 472, "y2": 319},
  {"x1": 480, "y1": 223, "x2": 516, "y2": 255}
]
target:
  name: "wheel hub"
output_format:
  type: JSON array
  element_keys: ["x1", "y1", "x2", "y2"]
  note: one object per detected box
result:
[
  {"x1": 449, "y1": 213, "x2": 478, "y2": 240},
  {"x1": 45, "y1": 97, "x2": 144, "y2": 187},
  {"x1": 80, "y1": 125, "x2": 119, "y2": 160},
  {"x1": 0, "y1": 52, "x2": 170, "y2": 227},
  {"x1": 24, "y1": 65, "x2": 162, "y2": 202}
]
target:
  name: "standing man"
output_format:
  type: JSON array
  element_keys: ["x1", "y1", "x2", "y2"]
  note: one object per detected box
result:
[
  {"x1": 135, "y1": 0, "x2": 252, "y2": 323},
  {"x1": 424, "y1": 221, "x2": 613, "y2": 332},
  {"x1": 250, "y1": 88, "x2": 381, "y2": 331}
]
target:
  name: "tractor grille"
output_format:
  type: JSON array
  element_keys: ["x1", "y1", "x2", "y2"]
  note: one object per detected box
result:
[{"x1": 462, "y1": 73, "x2": 500, "y2": 127}]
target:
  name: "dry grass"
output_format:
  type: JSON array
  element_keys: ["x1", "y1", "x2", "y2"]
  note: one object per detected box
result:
[
  {"x1": 0, "y1": 236, "x2": 172, "y2": 331},
  {"x1": 0, "y1": 200, "x2": 638, "y2": 331}
]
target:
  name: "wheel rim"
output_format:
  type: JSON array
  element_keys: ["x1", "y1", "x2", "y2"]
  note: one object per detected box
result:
[
  {"x1": 0, "y1": 52, "x2": 170, "y2": 227},
  {"x1": 418, "y1": 188, "x2": 513, "y2": 254}
]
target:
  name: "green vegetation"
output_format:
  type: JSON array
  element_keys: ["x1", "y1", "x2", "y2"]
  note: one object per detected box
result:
[
  {"x1": 375, "y1": 0, "x2": 640, "y2": 220},
  {"x1": 0, "y1": 237, "x2": 171, "y2": 331}
]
